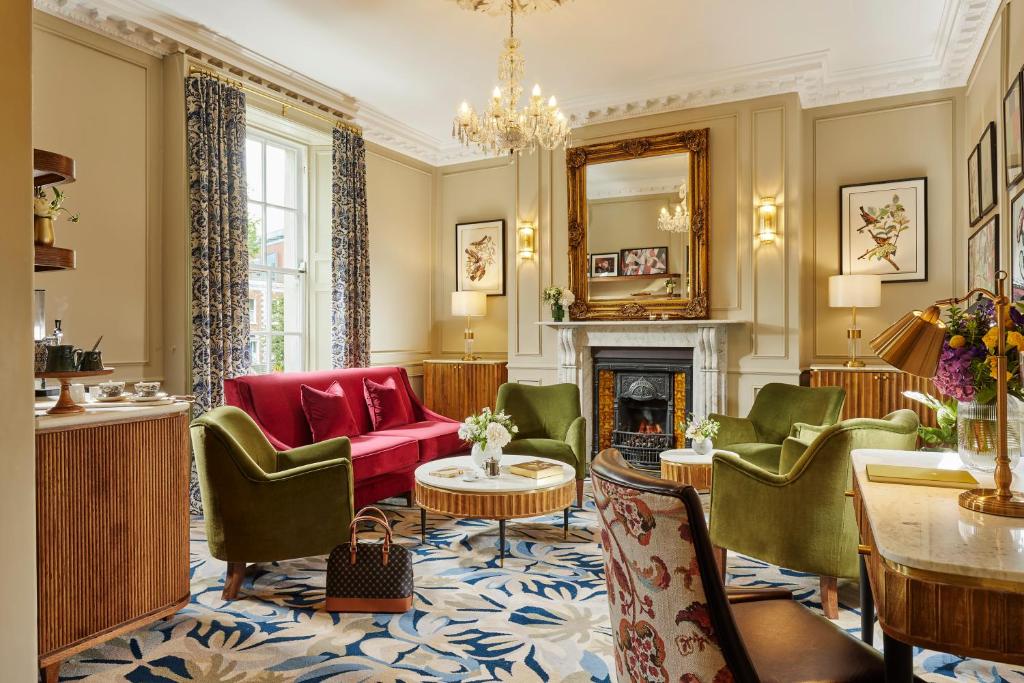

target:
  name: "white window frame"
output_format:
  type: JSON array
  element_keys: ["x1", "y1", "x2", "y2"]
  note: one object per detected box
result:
[{"x1": 245, "y1": 126, "x2": 309, "y2": 374}]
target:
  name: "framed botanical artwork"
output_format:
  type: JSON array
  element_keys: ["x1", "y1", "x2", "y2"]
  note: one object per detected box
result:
[
  {"x1": 968, "y1": 144, "x2": 981, "y2": 225},
  {"x1": 968, "y1": 215, "x2": 1000, "y2": 294},
  {"x1": 979, "y1": 121, "x2": 998, "y2": 215},
  {"x1": 1012, "y1": 188, "x2": 1024, "y2": 300},
  {"x1": 456, "y1": 219, "x2": 505, "y2": 296},
  {"x1": 839, "y1": 177, "x2": 927, "y2": 283},
  {"x1": 589, "y1": 252, "x2": 619, "y2": 277},
  {"x1": 620, "y1": 246, "x2": 668, "y2": 276},
  {"x1": 1005, "y1": 70, "x2": 1023, "y2": 189}
]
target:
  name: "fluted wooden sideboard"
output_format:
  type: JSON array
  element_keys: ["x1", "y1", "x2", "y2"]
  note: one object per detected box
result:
[
  {"x1": 35, "y1": 402, "x2": 191, "y2": 682},
  {"x1": 423, "y1": 359, "x2": 508, "y2": 421},
  {"x1": 804, "y1": 365, "x2": 939, "y2": 428}
]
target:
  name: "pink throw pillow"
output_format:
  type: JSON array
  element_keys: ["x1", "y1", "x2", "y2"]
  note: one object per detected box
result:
[
  {"x1": 300, "y1": 382, "x2": 359, "y2": 442},
  {"x1": 363, "y1": 376, "x2": 413, "y2": 430}
]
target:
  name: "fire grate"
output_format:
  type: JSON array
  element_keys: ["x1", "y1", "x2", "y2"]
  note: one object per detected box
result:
[{"x1": 612, "y1": 430, "x2": 674, "y2": 470}]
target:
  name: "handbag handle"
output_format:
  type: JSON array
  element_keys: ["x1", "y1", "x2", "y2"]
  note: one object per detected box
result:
[
  {"x1": 348, "y1": 514, "x2": 392, "y2": 566},
  {"x1": 355, "y1": 506, "x2": 391, "y2": 529}
]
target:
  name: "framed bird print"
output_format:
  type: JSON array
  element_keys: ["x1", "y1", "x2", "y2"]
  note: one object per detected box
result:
[
  {"x1": 968, "y1": 215, "x2": 999, "y2": 294},
  {"x1": 456, "y1": 219, "x2": 506, "y2": 296},
  {"x1": 839, "y1": 177, "x2": 928, "y2": 283}
]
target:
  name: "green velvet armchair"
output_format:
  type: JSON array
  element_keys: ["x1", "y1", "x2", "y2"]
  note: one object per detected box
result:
[
  {"x1": 190, "y1": 406, "x2": 355, "y2": 600},
  {"x1": 495, "y1": 382, "x2": 587, "y2": 507},
  {"x1": 710, "y1": 383, "x2": 846, "y2": 473},
  {"x1": 709, "y1": 409, "x2": 919, "y2": 618}
]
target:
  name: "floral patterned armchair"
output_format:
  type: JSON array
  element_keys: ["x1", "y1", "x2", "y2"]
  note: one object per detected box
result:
[{"x1": 591, "y1": 449, "x2": 888, "y2": 682}]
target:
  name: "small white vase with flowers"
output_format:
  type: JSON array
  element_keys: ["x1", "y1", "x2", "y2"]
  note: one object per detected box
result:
[{"x1": 459, "y1": 407, "x2": 519, "y2": 476}]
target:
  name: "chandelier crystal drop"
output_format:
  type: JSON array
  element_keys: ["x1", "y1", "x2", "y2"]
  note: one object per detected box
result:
[
  {"x1": 452, "y1": 3, "x2": 571, "y2": 156},
  {"x1": 657, "y1": 179, "x2": 690, "y2": 233}
]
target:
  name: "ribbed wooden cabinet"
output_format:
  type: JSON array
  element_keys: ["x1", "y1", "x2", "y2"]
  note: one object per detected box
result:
[
  {"x1": 423, "y1": 360, "x2": 508, "y2": 421},
  {"x1": 806, "y1": 366, "x2": 939, "y2": 427},
  {"x1": 35, "y1": 407, "x2": 192, "y2": 681}
]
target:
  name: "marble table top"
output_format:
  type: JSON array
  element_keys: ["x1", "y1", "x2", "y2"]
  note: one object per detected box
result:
[
  {"x1": 852, "y1": 449, "x2": 1024, "y2": 584},
  {"x1": 660, "y1": 448, "x2": 738, "y2": 465},
  {"x1": 34, "y1": 399, "x2": 190, "y2": 433},
  {"x1": 415, "y1": 454, "x2": 574, "y2": 494}
]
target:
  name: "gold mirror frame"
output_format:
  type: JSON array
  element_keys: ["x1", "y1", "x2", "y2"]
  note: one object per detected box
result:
[{"x1": 566, "y1": 128, "x2": 710, "y2": 320}]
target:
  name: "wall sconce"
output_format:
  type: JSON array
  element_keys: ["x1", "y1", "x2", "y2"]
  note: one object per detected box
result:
[
  {"x1": 757, "y1": 197, "x2": 778, "y2": 244},
  {"x1": 518, "y1": 222, "x2": 536, "y2": 259}
]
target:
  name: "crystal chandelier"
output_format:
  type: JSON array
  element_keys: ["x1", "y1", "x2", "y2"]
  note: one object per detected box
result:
[
  {"x1": 657, "y1": 179, "x2": 690, "y2": 233},
  {"x1": 452, "y1": 2, "x2": 571, "y2": 156}
]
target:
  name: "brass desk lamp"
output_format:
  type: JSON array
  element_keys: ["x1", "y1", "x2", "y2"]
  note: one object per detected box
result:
[{"x1": 870, "y1": 271, "x2": 1024, "y2": 518}]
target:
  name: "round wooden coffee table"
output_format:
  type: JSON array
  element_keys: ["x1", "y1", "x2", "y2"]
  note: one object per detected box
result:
[
  {"x1": 414, "y1": 454, "x2": 575, "y2": 567},
  {"x1": 659, "y1": 448, "x2": 738, "y2": 492}
]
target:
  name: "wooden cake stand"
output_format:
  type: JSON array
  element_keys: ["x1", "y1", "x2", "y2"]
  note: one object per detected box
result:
[{"x1": 34, "y1": 368, "x2": 114, "y2": 415}]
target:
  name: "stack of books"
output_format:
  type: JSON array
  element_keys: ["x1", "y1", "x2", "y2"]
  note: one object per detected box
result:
[{"x1": 509, "y1": 459, "x2": 563, "y2": 480}]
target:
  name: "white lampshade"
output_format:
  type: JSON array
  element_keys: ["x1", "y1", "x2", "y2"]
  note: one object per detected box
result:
[
  {"x1": 451, "y1": 290, "x2": 487, "y2": 317},
  {"x1": 829, "y1": 274, "x2": 882, "y2": 308}
]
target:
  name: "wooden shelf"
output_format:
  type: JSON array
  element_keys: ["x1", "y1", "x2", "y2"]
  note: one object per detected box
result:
[
  {"x1": 589, "y1": 272, "x2": 681, "y2": 283},
  {"x1": 33, "y1": 149, "x2": 76, "y2": 188},
  {"x1": 34, "y1": 245, "x2": 76, "y2": 272}
]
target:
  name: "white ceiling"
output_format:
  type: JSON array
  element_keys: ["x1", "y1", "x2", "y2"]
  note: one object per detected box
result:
[{"x1": 38, "y1": 0, "x2": 1001, "y2": 165}]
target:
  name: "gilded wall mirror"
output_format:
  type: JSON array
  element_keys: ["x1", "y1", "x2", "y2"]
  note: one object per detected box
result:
[{"x1": 566, "y1": 129, "x2": 710, "y2": 320}]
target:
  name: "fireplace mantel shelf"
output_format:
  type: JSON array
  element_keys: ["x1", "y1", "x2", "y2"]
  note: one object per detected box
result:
[{"x1": 537, "y1": 320, "x2": 745, "y2": 328}]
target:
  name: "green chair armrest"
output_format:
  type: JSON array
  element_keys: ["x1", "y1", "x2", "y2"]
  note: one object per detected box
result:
[
  {"x1": 276, "y1": 437, "x2": 351, "y2": 472},
  {"x1": 778, "y1": 436, "x2": 812, "y2": 475},
  {"x1": 565, "y1": 416, "x2": 587, "y2": 477},
  {"x1": 790, "y1": 421, "x2": 827, "y2": 442},
  {"x1": 711, "y1": 451, "x2": 788, "y2": 487},
  {"x1": 250, "y1": 458, "x2": 355, "y2": 550},
  {"x1": 710, "y1": 413, "x2": 759, "y2": 448}
]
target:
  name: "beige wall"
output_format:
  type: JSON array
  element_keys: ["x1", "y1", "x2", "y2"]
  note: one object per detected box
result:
[
  {"x1": 803, "y1": 92, "x2": 959, "y2": 364},
  {"x1": 0, "y1": 0, "x2": 37, "y2": 677},
  {"x1": 962, "y1": 0, "x2": 1024, "y2": 291},
  {"x1": 434, "y1": 157, "x2": 516, "y2": 358},
  {"x1": 507, "y1": 95, "x2": 804, "y2": 415},
  {"x1": 32, "y1": 12, "x2": 165, "y2": 386}
]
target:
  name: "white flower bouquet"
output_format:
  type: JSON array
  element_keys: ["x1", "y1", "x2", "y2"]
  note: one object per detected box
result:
[
  {"x1": 542, "y1": 286, "x2": 575, "y2": 322},
  {"x1": 458, "y1": 407, "x2": 518, "y2": 451},
  {"x1": 683, "y1": 415, "x2": 720, "y2": 441}
]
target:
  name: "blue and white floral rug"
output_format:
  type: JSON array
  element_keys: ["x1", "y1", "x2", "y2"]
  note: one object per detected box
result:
[{"x1": 61, "y1": 495, "x2": 1023, "y2": 682}]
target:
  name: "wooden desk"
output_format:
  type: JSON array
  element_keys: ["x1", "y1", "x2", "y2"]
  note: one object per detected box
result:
[{"x1": 852, "y1": 449, "x2": 1024, "y2": 681}]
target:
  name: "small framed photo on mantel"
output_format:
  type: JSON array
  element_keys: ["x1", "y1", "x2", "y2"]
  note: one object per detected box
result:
[
  {"x1": 839, "y1": 177, "x2": 927, "y2": 283},
  {"x1": 589, "y1": 252, "x2": 619, "y2": 277},
  {"x1": 456, "y1": 219, "x2": 506, "y2": 296}
]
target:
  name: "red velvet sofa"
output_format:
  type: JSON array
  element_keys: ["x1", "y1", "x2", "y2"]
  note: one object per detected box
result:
[{"x1": 224, "y1": 366, "x2": 467, "y2": 508}]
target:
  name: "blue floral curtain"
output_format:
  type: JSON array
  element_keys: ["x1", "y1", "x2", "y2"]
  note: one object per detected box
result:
[
  {"x1": 331, "y1": 126, "x2": 371, "y2": 368},
  {"x1": 186, "y1": 73, "x2": 251, "y2": 513}
]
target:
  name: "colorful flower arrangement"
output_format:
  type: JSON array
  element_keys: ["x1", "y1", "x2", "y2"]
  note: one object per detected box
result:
[
  {"x1": 458, "y1": 407, "x2": 518, "y2": 450},
  {"x1": 932, "y1": 299, "x2": 1024, "y2": 405}
]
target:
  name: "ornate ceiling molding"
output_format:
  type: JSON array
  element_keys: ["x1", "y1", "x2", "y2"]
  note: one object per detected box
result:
[{"x1": 449, "y1": 0, "x2": 575, "y2": 15}]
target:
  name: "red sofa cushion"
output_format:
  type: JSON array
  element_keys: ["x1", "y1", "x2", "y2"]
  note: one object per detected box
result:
[
  {"x1": 225, "y1": 367, "x2": 427, "y2": 450},
  {"x1": 363, "y1": 376, "x2": 414, "y2": 430},
  {"x1": 372, "y1": 421, "x2": 467, "y2": 462},
  {"x1": 347, "y1": 434, "x2": 420, "y2": 480},
  {"x1": 300, "y1": 382, "x2": 359, "y2": 442}
]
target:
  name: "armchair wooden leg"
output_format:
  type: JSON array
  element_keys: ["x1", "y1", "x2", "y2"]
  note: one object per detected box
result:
[
  {"x1": 576, "y1": 479, "x2": 584, "y2": 508},
  {"x1": 820, "y1": 575, "x2": 839, "y2": 619},
  {"x1": 223, "y1": 562, "x2": 247, "y2": 601}
]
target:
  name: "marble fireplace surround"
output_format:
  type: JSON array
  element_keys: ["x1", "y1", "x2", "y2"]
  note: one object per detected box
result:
[{"x1": 540, "y1": 320, "x2": 745, "y2": 451}]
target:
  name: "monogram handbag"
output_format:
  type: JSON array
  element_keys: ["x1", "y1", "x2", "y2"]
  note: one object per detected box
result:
[{"x1": 326, "y1": 507, "x2": 414, "y2": 613}]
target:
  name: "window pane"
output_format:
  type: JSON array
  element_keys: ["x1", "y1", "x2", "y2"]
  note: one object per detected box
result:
[
  {"x1": 248, "y1": 271, "x2": 269, "y2": 333},
  {"x1": 246, "y1": 139, "x2": 263, "y2": 201},
  {"x1": 247, "y1": 202, "x2": 264, "y2": 266},
  {"x1": 266, "y1": 207, "x2": 299, "y2": 269},
  {"x1": 270, "y1": 272, "x2": 303, "y2": 334},
  {"x1": 282, "y1": 335, "x2": 304, "y2": 372},
  {"x1": 249, "y1": 335, "x2": 270, "y2": 375},
  {"x1": 265, "y1": 143, "x2": 297, "y2": 208}
]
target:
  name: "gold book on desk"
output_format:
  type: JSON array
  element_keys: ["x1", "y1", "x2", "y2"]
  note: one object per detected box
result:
[
  {"x1": 509, "y1": 459, "x2": 563, "y2": 479},
  {"x1": 866, "y1": 464, "x2": 979, "y2": 489}
]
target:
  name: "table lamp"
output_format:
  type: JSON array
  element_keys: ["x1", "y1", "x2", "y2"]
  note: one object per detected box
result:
[
  {"x1": 451, "y1": 291, "x2": 487, "y2": 361},
  {"x1": 829, "y1": 274, "x2": 881, "y2": 367},
  {"x1": 869, "y1": 270, "x2": 1024, "y2": 518}
]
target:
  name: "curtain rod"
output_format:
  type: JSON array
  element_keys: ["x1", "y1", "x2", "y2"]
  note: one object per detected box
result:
[{"x1": 188, "y1": 65, "x2": 362, "y2": 135}]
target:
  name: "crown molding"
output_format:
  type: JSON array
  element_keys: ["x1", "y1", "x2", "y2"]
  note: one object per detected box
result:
[{"x1": 35, "y1": 0, "x2": 1001, "y2": 165}]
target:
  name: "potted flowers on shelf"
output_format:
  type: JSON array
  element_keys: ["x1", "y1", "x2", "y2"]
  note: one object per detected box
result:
[
  {"x1": 683, "y1": 414, "x2": 720, "y2": 455},
  {"x1": 459, "y1": 407, "x2": 519, "y2": 476},
  {"x1": 931, "y1": 299, "x2": 1024, "y2": 471},
  {"x1": 543, "y1": 286, "x2": 575, "y2": 322},
  {"x1": 33, "y1": 186, "x2": 79, "y2": 247}
]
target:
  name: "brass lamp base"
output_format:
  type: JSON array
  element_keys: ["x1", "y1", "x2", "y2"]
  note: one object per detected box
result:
[
  {"x1": 461, "y1": 353, "x2": 481, "y2": 361},
  {"x1": 844, "y1": 359, "x2": 866, "y2": 368},
  {"x1": 958, "y1": 488, "x2": 1024, "y2": 518}
]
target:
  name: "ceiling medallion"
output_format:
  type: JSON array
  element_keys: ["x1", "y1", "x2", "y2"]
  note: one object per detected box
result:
[
  {"x1": 452, "y1": 2, "x2": 571, "y2": 156},
  {"x1": 451, "y1": 0, "x2": 575, "y2": 15}
]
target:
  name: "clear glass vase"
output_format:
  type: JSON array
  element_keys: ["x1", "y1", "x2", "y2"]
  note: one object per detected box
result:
[{"x1": 957, "y1": 397, "x2": 1023, "y2": 472}]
